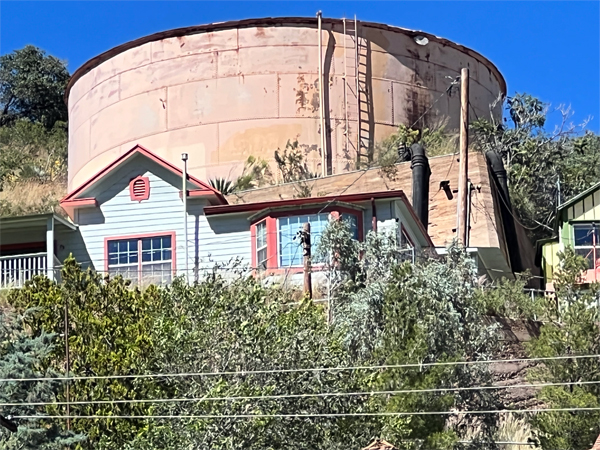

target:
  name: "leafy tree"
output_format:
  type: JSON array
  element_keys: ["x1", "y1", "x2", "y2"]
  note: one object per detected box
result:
[
  {"x1": 9, "y1": 259, "x2": 170, "y2": 450},
  {"x1": 317, "y1": 221, "x2": 502, "y2": 448},
  {"x1": 234, "y1": 155, "x2": 273, "y2": 191},
  {"x1": 375, "y1": 244, "x2": 501, "y2": 449},
  {"x1": 526, "y1": 247, "x2": 600, "y2": 449},
  {"x1": 128, "y1": 272, "x2": 377, "y2": 450},
  {"x1": 0, "y1": 45, "x2": 69, "y2": 129},
  {"x1": 0, "y1": 119, "x2": 67, "y2": 188},
  {"x1": 209, "y1": 156, "x2": 273, "y2": 195},
  {"x1": 5, "y1": 229, "x2": 548, "y2": 450},
  {"x1": 0, "y1": 308, "x2": 84, "y2": 449},
  {"x1": 472, "y1": 93, "x2": 600, "y2": 242}
]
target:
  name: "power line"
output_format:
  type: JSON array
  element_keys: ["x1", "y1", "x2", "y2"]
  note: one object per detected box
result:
[
  {"x1": 13, "y1": 406, "x2": 600, "y2": 420},
  {"x1": 317, "y1": 77, "x2": 461, "y2": 215},
  {"x1": 1, "y1": 379, "x2": 599, "y2": 408},
  {"x1": 0, "y1": 353, "x2": 597, "y2": 384}
]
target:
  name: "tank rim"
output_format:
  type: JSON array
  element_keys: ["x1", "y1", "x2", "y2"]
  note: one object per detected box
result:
[{"x1": 65, "y1": 16, "x2": 507, "y2": 103}]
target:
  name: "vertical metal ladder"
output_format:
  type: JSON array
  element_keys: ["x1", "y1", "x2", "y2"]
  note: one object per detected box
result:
[{"x1": 343, "y1": 17, "x2": 372, "y2": 169}]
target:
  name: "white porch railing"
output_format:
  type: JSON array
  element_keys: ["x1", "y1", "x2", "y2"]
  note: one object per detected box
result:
[{"x1": 0, "y1": 252, "x2": 53, "y2": 289}]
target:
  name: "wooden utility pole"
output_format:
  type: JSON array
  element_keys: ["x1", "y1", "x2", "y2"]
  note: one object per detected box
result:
[
  {"x1": 302, "y1": 222, "x2": 313, "y2": 299},
  {"x1": 456, "y1": 67, "x2": 470, "y2": 245}
]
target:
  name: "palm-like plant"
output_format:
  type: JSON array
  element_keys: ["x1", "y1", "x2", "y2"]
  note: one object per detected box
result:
[{"x1": 209, "y1": 177, "x2": 236, "y2": 195}]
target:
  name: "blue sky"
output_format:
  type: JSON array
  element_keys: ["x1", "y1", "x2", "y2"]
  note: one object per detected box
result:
[{"x1": 1, "y1": 1, "x2": 598, "y2": 131}]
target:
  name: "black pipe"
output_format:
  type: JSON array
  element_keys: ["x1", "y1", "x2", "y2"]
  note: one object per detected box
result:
[
  {"x1": 410, "y1": 143, "x2": 430, "y2": 231},
  {"x1": 486, "y1": 150, "x2": 511, "y2": 209},
  {"x1": 486, "y1": 150, "x2": 522, "y2": 272}
]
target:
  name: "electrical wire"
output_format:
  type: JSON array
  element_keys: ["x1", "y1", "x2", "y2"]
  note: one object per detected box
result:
[
  {"x1": 1, "y1": 379, "x2": 599, "y2": 408},
  {"x1": 0, "y1": 353, "x2": 596, "y2": 384},
  {"x1": 316, "y1": 77, "x2": 461, "y2": 215},
  {"x1": 13, "y1": 406, "x2": 600, "y2": 420}
]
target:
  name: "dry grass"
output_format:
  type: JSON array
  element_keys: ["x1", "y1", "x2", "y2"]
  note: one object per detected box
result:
[
  {"x1": 0, "y1": 179, "x2": 67, "y2": 217},
  {"x1": 421, "y1": 116, "x2": 460, "y2": 158},
  {"x1": 497, "y1": 413, "x2": 533, "y2": 449},
  {"x1": 460, "y1": 413, "x2": 533, "y2": 449}
]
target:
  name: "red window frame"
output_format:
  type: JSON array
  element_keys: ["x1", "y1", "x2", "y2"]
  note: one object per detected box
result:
[
  {"x1": 250, "y1": 207, "x2": 363, "y2": 272},
  {"x1": 104, "y1": 231, "x2": 176, "y2": 281},
  {"x1": 129, "y1": 176, "x2": 150, "y2": 202}
]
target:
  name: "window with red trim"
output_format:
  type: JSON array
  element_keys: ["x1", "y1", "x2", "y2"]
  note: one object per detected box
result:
[
  {"x1": 107, "y1": 234, "x2": 173, "y2": 285},
  {"x1": 252, "y1": 211, "x2": 360, "y2": 270},
  {"x1": 256, "y1": 221, "x2": 268, "y2": 270},
  {"x1": 129, "y1": 176, "x2": 150, "y2": 202}
]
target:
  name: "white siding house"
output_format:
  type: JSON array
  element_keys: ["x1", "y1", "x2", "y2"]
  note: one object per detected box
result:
[{"x1": 1, "y1": 144, "x2": 433, "y2": 290}]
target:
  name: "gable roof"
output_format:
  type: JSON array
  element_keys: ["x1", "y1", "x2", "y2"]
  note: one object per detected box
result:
[
  {"x1": 60, "y1": 144, "x2": 226, "y2": 217},
  {"x1": 558, "y1": 181, "x2": 600, "y2": 214}
]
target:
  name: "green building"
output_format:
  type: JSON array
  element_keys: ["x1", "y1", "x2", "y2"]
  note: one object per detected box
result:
[{"x1": 539, "y1": 182, "x2": 600, "y2": 290}]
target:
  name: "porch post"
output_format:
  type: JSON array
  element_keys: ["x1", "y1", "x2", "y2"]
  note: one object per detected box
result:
[{"x1": 46, "y1": 216, "x2": 54, "y2": 281}]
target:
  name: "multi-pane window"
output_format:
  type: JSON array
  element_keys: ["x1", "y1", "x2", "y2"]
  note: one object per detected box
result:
[
  {"x1": 278, "y1": 214, "x2": 330, "y2": 267},
  {"x1": 107, "y1": 239, "x2": 139, "y2": 283},
  {"x1": 256, "y1": 221, "x2": 268, "y2": 270},
  {"x1": 107, "y1": 235, "x2": 173, "y2": 285},
  {"x1": 277, "y1": 213, "x2": 359, "y2": 267},
  {"x1": 573, "y1": 224, "x2": 600, "y2": 269}
]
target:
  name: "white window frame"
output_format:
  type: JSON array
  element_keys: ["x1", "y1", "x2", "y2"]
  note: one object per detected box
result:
[
  {"x1": 255, "y1": 220, "x2": 268, "y2": 270},
  {"x1": 106, "y1": 233, "x2": 174, "y2": 286}
]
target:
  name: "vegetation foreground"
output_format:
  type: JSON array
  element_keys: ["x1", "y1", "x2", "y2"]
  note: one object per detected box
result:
[{"x1": 1, "y1": 225, "x2": 599, "y2": 449}]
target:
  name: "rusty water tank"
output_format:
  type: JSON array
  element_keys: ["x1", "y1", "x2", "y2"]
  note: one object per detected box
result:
[{"x1": 66, "y1": 17, "x2": 505, "y2": 190}]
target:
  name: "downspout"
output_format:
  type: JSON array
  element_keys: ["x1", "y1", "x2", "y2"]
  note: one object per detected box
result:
[
  {"x1": 317, "y1": 11, "x2": 326, "y2": 177},
  {"x1": 182, "y1": 153, "x2": 189, "y2": 280},
  {"x1": 410, "y1": 143, "x2": 430, "y2": 231}
]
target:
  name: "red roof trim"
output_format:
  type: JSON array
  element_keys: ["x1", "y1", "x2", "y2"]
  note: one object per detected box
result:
[
  {"x1": 400, "y1": 198, "x2": 435, "y2": 247},
  {"x1": 205, "y1": 191, "x2": 407, "y2": 216},
  {"x1": 205, "y1": 190, "x2": 434, "y2": 247},
  {"x1": 178, "y1": 189, "x2": 219, "y2": 199},
  {"x1": 61, "y1": 197, "x2": 98, "y2": 208},
  {"x1": 60, "y1": 197, "x2": 98, "y2": 220},
  {"x1": 60, "y1": 144, "x2": 226, "y2": 205}
]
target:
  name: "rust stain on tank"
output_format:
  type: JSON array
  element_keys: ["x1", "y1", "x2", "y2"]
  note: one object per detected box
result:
[
  {"x1": 404, "y1": 88, "x2": 432, "y2": 130},
  {"x1": 66, "y1": 19, "x2": 506, "y2": 190},
  {"x1": 295, "y1": 75, "x2": 319, "y2": 115}
]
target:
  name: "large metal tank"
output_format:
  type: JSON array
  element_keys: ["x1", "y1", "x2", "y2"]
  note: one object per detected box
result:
[{"x1": 66, "y1": 17, "x2": 505, "y2": 190}]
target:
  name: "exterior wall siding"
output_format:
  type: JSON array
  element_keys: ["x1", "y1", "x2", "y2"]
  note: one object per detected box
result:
[
  {"x1": 74, "y1": 168, "x2": 251, "y2": 278},
  {"x1": 363, "y1": 199, "x2": 422, "y2": 250}
]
